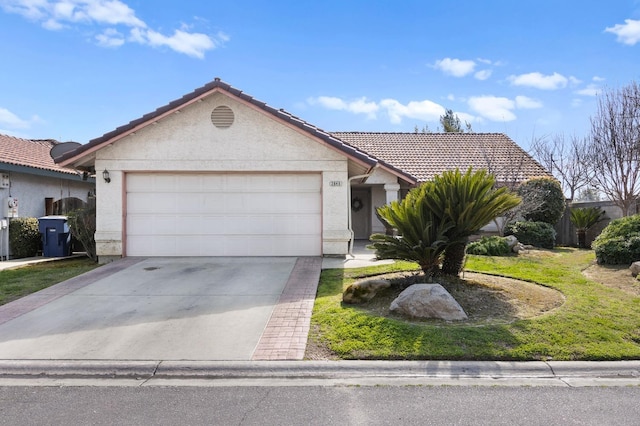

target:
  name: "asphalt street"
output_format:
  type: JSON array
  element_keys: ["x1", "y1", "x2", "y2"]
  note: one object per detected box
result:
[{"x1": 0, "y1": 386, "x2": 638, "y2": 425}]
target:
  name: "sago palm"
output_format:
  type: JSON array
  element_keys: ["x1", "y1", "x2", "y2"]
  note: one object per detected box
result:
[
  {"x1": 370, "y1": 187, "x2": 452, "y2": 280},
  {"x1": 570, "y1": 206, "x2": 605, "y2": 248},
  {"x1": 423, "y1": 168, "x2": 521, "y2": 276}
]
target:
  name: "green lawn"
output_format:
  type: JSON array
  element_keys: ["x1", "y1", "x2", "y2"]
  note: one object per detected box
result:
[
  {"x1": 0, "y1": 258, "x2": 99, "y2": 306},
  {"x1": 309, "y1": 248, "x2": 640, "y2": 360}
]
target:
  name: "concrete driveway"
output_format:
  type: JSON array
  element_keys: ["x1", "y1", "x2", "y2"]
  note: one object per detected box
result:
[{"x1": 0, "y1": 257, "x2": 321, "y2": 361}]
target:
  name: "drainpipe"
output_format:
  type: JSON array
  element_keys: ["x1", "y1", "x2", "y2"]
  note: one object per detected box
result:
[{"x1": 347, "y1": 167, "x2": 376, "y2": 258}]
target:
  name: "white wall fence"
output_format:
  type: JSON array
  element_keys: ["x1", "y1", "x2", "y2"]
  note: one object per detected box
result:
[{"x1": 555, "y1": 200, "x2": 637, "y2": 247}]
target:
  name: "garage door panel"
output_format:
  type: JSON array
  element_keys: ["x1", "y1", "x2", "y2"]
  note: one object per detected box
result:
[
  {"x1": 127, "y1": 236, "x2": 175, "y2": 256},
  {"x1": 281, "y1": 193, "x2": 321, "y2": 213},
  {"x1": 127, "y1": 193, "x2": 162, "y2": 214},
  {"x1": 267, "y1": 215, "x2": 319, "y2": 235},
  {"x1": 126, "y1": 173, "x2": 322, "y2": 256}
]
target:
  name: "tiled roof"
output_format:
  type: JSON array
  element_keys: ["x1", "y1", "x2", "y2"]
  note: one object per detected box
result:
[
  {"x1": 0, "y1": 134, "x2": 78, "y2": 175},
  {"x1": 57, "y1": 78, "x2": 419, "y2": 183},
  {"x1": 330, "y1": 132, "x2": 551, "y2": 183}
]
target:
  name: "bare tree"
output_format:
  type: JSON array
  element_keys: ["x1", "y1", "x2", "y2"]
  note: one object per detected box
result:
[
  {"x1": 587, "y1": 81, "x2": 640, "y2": 216},
  {"x1": 530, "y1": 133, "x2": 593, "y2": 200},
  {"x1": 477, "y1": 138, "x2": 530, "y2": 235},
  {"x1": 478, "y1": 138, "x2": 529, "y2": 190}
]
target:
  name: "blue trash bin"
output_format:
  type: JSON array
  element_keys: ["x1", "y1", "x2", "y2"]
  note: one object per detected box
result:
[{"x1": 38, "y1": 216, "x2": 72, "y2": 257}]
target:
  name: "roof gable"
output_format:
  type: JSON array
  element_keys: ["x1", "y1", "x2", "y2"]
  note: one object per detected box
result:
[
  {"x1": 331, "y1": 132, "x2": 552, "y2": 183},
  {"x1": 0, "y1": 134, "x2": 79, "y2": 176},
  {"x1": 55, "y1": 78, "x2": 415, "y2": 183}
]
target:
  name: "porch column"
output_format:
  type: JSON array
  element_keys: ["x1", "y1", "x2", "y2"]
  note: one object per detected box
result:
[{"x1": 384, "y1": 183, "x2": 400, "y2": 204}]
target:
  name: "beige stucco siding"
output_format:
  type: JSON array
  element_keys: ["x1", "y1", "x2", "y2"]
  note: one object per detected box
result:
[{"x1": 94, "y1": 92, "x2": 352, "y2": 259}]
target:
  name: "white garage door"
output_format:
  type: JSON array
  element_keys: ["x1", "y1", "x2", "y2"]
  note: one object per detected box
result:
[{"x1": 126, "y1": 173, "x2": 322, "y2": 256}]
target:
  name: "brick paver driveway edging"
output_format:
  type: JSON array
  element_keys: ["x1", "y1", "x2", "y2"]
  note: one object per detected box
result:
[{"x1": 252, "y1": 257, "x2": 322, "y2": 360}]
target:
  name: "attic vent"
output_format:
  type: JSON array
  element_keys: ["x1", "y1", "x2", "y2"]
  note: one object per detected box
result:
[{"x1": 211, "y1": 105, "x2": 234, "y2": 129}]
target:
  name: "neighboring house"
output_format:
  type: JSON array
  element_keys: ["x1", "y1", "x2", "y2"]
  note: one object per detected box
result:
[
  {"x1": 55, "y1": 78, "x2": 550, "y2": 262},
  {"x1": 0, "y1": 134, "x2": 95, "y2": 259}
]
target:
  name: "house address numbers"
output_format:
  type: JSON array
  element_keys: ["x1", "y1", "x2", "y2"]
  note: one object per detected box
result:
[{"x1": 329, "y1": 181, "x2": 342, "y2": 187}]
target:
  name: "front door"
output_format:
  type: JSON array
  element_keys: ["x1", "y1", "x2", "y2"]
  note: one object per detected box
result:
[{"x1": 351, "y1": 188, "x2": 371, "y2": 240}]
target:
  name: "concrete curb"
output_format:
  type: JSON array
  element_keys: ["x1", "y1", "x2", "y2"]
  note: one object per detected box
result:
[
  {"x1": 0, "y1": 360, "x2": 638, "y2": 381},
  {"x1": 0, "y1": 360, "x2": 159, "y2": 379}
]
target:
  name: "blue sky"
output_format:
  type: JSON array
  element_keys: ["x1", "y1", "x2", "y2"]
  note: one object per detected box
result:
[{"x1": 1, "y1": 1, "x2": 639, "y2": 150}]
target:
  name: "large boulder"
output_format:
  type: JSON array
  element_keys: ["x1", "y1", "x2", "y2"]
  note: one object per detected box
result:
[
  {"x1": 630, "y1": 261, "x2": 640, "y2": 277},
  {"x1": 389, "y1": 284, "x2": 468, "y2": 320},
  {"x1": 343, "y1": 279, "x2": 391, "y2": 304}
]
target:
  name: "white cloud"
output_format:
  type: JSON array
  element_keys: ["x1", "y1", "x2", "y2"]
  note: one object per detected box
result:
[
  {"x1": 1, "y1": 0, "x2": 145, "y2": 28},
  {"x1": 309, "y1": 96, "x2": 379, "y2": 119},
  {"x1": 43, "y1": 17, "x2": 65, "y2": 30},
  {"x1": 593, "y1": 76, "x2": 606, "y2": 82},
  {"x1": 348, "y1": 98, "x2": 379, "y2": 118},
  {"x1": 474, "y1": 69, "x2": 492, "y2": 80},
  {"x1": 95, "y1": 28, "x2": 124, "y2": 47},
  {"x1": 310, "y1": 96, "x2": 346, "y2": 110},
  {"x1": 468, "y1": 94, "x2": 543, "y2": 122},
  {"x1": 137, "y1": 28, "x2": 222, "y2": 59},
  {"x1": 605, "y1": 19, "x2": 640, "y2": 45},
  {"x1": 433, "y1": 58, "x2": 476, "y2": 77},
  {"x1": 575, "y1": 84, "x2": 600, "y2": 96},
  {"x1": 508, "y1": 72, "x2": 569, "y2": 90},
  {"x1": 83, "y1": 0, "x2": 145, "y2": 27},
  {"x1": 0, "y1": 107, "x2": 38, "y2": 129},
  {"x1": 0, "y1": 0, "x2": 225, "y2": 58},
  {"x1": 380, "y1": 99, "x2": 445, "y2": 123},
  {"x1": 515, "y1": 95, "x2": 543, "y2": 109},
  {"x1": 455, "y1": 112, "x2": 478, "y2": 125},
  {"x1": 309, "y1": 96, "x2": 445, "y2": 124},
  {"x1": 468, "y1": 96, "x2": 516, "y2": 121}
]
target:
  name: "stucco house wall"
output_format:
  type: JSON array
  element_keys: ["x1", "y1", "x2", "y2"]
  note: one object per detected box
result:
[
  {"x1": 94, "y1": 91, "x2": 352, "y2": 259},
  {"x1": 360, "y1": 167, "x2": 402, "y2": 236},
  {"x1": 1, "y1": 171, "x2": 91, "y2": 218}
]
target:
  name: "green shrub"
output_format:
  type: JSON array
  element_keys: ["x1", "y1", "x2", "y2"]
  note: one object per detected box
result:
[
  {"x1": 593, "y1": 215, "x2": 640, "y2": 264},
  {"x1": 517, "y1": 177, "x2": 565, "y2": 225},
  {"x1": 9, "y1": 217, "x2": 41, "y2": 258},
  {"x1": 67, "y1": 206, "x2": 97, "y2": 262},
  {"x1": 466, "y1": 236, "x2": 511, "y2": 256},
  {"x1": 507, "y1": 221, "x2": 556, "y2": 249}
]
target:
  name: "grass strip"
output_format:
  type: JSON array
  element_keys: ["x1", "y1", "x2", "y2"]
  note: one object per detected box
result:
[{"x1": 0, "y1": 258, "x2": 99, "y2": 306}]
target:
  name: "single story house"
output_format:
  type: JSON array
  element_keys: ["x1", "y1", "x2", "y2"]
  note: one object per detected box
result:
[
  {"x1": 55, "y1": 78, "x2": 550, "y2": 262},
  {"x1": 0, "y1": 134, "x2": 95, "y2": 259}
]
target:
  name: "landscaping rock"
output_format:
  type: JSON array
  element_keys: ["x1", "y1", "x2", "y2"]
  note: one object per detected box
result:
[
  {"x1": 343, "y1": 279, "x2": 391, "y2": 304},
  {"x1": 505, "y1": 235, "x2": 519, "y2": 249},
  {"x1": 389, "y1": 284, "x2": 468, "y2": 320},
  {"x1": 513, "y1": 243, "x2": 527, "y2": 254},
  {"x1": 630, "y1": 261, "x2": 640, "y2": 277},
  {"x1": 505, "y1": 235, "x2": 527, "y2": 253}
]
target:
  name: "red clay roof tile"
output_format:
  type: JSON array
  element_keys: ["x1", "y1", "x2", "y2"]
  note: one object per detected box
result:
[
  {"x1": 0, "y1": 134, "x2": 78, "y2": 175},
  {"x1": 330, "y1": 132, "x2": 551, "y2": 183}
]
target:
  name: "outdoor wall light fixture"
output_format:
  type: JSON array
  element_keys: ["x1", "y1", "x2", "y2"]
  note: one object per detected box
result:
[{"x1": 102, "y1": 169, "x2": 111, "y2": 183}]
